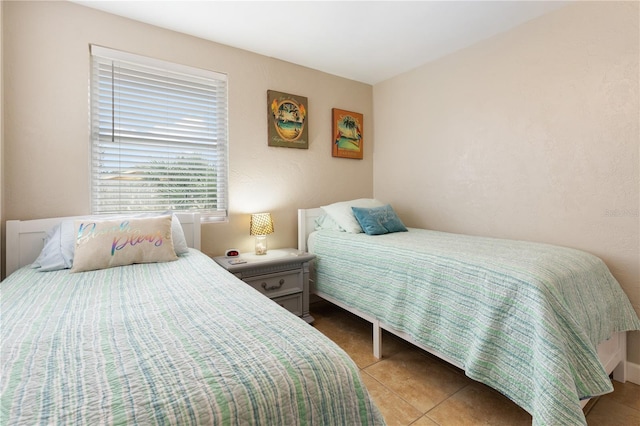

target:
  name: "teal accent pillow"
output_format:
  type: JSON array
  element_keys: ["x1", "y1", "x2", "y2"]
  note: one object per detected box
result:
[{"x1": 351, "y1": 204, "x2": 408, "y2": 235}]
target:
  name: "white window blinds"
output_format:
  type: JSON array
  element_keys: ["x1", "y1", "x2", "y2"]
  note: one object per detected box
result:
[{"x1": 90, "y1": 45, "x2": 228, "y2": 221}]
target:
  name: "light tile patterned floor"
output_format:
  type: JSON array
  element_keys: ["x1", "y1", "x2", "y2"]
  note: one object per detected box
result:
[{"x1": 310, "y1": 300, "x2": 640, "y2": 426}]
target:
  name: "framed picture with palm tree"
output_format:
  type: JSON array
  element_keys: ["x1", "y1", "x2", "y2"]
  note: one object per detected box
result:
[
  {"x1": 267, "y1": 90, "x2": 308, "y2": 149},
  {"x1": 332, "y1": 108, "x2": 363, "y2": 159}
]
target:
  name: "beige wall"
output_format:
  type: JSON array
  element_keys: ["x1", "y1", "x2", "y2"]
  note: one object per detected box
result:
[
  {"x1": 373, "y1": 2, "x2": 640, "y2": 363},
  {"x1": 2, "y1": 0, "x2": 373, "y2": 263}
]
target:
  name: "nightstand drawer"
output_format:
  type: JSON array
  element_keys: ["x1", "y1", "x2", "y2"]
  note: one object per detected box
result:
[
  {"x1": 212, "y1": 248, "x2": 315, "y2": 323},
  {"x1": 244, "y1": 270, "x2": 302, "y2": 299},
  {"x1": 273, "y1": 293, "x2": 303, "y2": 317}
]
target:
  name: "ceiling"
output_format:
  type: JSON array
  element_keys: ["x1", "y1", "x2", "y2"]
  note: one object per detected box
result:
[{"x1": 73, "y1": 1, "x2": 569, "y2": 85}]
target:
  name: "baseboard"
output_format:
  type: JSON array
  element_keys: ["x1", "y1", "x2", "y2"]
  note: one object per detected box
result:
[{"x1": 626, "y1": 361, "x2": 640, "y2": 385}]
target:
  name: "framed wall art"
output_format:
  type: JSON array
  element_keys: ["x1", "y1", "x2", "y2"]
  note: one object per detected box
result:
[
  {"x1": 267, "y1": 90, "x2": 308, "y2": 149},
  {"x1": 332, "y1": 108, "x2": 363, "y2": 159}
]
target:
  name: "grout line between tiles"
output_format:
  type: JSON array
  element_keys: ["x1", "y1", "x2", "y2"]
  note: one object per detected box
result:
[{"x1": 359, "y1": 369, "x2": 426, "y2": 424}]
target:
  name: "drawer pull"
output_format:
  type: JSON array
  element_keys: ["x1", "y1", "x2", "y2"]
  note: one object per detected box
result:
[{"x1": 262, "y1": 279, "x2": 285, "y2": 291}]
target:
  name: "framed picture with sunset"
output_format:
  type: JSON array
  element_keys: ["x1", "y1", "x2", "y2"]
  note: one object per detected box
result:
[{"x1": 332, "y1": 108, "x2": 363, "y2": 159}]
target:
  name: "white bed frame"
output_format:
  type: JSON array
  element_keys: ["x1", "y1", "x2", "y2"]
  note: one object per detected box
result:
[
  {"x1": 298, "y1": 207, "x2": 629, "y2": 405},
  {"x1": 5, "y1": 212, "x2": 201, "y2": 277}
]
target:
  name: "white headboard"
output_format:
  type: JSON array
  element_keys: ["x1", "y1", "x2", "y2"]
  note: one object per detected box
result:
[
  {"x1": 5, "y1": 212, "x2": 201, "y2": 277},
  {"x1": 297, "y1": 208, "x2": 324, "y2": 252}
]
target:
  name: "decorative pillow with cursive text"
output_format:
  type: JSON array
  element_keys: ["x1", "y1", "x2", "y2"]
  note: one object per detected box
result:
[{"x1": 70, "y1": 215, "x2": 178, "y2": 273}]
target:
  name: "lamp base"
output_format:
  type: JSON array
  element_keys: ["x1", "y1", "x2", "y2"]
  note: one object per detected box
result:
[{"x1": 255, "y1": 235, "x2": 268, "y2": 255}]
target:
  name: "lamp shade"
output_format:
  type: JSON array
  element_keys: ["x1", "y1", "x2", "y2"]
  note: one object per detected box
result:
[{"x1": 250, "y1": 213, "x2": 274, "y2": 236}]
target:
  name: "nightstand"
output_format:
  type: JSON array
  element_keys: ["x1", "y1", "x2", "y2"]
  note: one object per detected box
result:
[{"x1": 213, "y1": 248, "x2": 316, "y2": 323}]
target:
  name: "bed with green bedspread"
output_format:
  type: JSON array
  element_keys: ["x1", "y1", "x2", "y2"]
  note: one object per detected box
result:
[
  {"x1": 1, "y1": 249, "x2": 384, "y2": 425},
  {"x1": 308, "y1": 228, "x2": 640, "y2": 426}
]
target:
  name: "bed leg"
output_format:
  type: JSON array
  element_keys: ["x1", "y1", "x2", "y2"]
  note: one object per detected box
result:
[
  {"x1": 612, "y1": 333, "x2": 627, "y2": 383},
  {"x1": 373, "y1": 321, "x2": 382, "y2": 359}
]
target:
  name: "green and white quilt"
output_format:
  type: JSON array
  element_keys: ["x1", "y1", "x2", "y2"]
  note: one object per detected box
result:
[
  {"x1": 309, "y1": 228, "x2": 640, "y2": 426},
  {"x1": 1, "y1": 249, "x2": 384, "y2": 425}
]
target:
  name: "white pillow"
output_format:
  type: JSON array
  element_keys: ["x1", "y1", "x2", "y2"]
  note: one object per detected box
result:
[
  {"x1": 320, "y1": 199, "x2": 384, "y2": 233},
  {"x1": 33, "y1": 212, "x2": 189, "y2": 272},
  {"x1": 32, "y1": 220, "x2": 76, "y2": 271},
  {"x1": 70, "y1": 215, "x2": 177, "y2": 273},
  {"x1": 314, "y1": 214, "x2": 342, "y2": 231},
  {"x1": 169, "y1": 216, "x2": 189, "y2": 254}
]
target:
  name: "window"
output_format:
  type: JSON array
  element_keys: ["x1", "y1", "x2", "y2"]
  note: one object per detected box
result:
[{"x1": 90, "y1": 45, "x2": 228, "y2": 221}]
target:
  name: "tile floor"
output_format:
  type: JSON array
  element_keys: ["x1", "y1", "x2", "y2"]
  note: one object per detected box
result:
[{"x1": 310, "y1": 300, "x2": 640, "y2": 426}]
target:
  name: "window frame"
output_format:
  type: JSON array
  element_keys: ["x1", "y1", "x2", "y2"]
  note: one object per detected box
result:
[{"x1": 89, "y1": 45, "x2": 229, "y2": 222}]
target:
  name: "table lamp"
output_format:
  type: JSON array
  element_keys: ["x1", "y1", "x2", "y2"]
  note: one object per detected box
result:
[{"x1": 250, "y1": 213, "x2": 274, "y2": 255}]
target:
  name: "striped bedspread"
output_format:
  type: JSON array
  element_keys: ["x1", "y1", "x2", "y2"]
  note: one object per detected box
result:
[
  {"x1": 309, "y1": 228, "x2": 640, "y2": 426},
  {"x1": 1, "y1": 249, "x2": 384, "y2": 425}
]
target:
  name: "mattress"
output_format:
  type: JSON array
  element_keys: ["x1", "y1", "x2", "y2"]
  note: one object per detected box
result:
[
  {"x1": 309, "y1": 228, "x2": 640, "y2": 426},
  {"x1": 1, "y1": 249, "x2": 385, "y2": 425}
]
